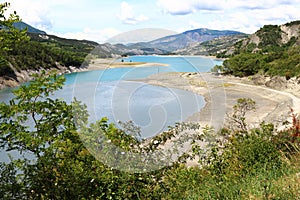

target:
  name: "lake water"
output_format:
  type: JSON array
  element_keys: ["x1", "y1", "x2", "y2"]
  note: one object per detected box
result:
[
  {"x1": 0, "y1": 56, "x2": 221, "y2": 162},
  {"x1": 61, "y1": 56, "x2": 221, "y2": 137}
]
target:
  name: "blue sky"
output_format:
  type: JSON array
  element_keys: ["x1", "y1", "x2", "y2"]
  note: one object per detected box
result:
[{"x1": 2, "y1": 0, "x2": 300, "y2": 42}]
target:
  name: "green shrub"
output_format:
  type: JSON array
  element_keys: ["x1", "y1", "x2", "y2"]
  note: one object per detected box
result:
[{"x1": 0, "y1": 57, "x2": 15, "y2": 78}]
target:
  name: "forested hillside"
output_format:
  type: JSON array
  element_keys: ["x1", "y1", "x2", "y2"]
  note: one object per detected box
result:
[
  {"x1": 0, "y1": 5, "x2": 101, "y2": 83},
  {"x1": 220, "y1": 21, "x2": 300, "y2": 77},
  {"x1": 13, "y1": 21, "x2": 46, "y2": 34},
  {"x1": 0, "y1": 29, "x2": 98, "y2": 80},
  {"x1": 1, "y1": 34, "x2": 97, "y2": 74},
  {"x1": 174, "y1": 34, "x2": 248, "y2": 55}
]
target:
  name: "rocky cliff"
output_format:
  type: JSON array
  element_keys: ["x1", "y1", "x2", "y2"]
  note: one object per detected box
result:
[{"x1": 234, "y1": 20, "x2": 300, "y2": 54}]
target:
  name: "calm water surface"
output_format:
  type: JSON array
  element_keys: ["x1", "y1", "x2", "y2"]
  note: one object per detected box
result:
[{"x1": 0, "y1": 56, "x2": 222, "y2": 162}]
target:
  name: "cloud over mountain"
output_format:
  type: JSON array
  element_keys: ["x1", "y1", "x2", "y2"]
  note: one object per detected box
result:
[
  {"x1": 118, "y1": 1, "x2": 149, "y2": 25},
  {"x1": 156, "y1": 0, "x2": 300, "y2": 15}
]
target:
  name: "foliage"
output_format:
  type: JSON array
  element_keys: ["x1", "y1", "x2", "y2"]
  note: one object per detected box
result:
[
  {"x1": 0, "y1": 71, "x2": 187, "y2": 199},
  {"x1": 257, "y1": 25, "x2": 282, "y2": 48},
  {"x1": 223, "y1": 53, "x2": 267, "y2": 76},
  {"x1": 0, "y1": 3, "x2": 98, "y2": 80},
  {"x1": 1, "y1": 72, "x2": 300, "y2": 199},
  {"x1": 0, "y1": 57, "x2": 15, "y2": 78},
  {"x1": 226, "y1": 98, "x2": 256, "y2": 132},
  {"x1": 284, "y1": 20, "x2": 300, "y2": 26},
  {"x1": 0, "y1": 2, "x2": 28, "y2": 53},
  {"x1": 0, "y1": 2, "x2": 29, "y2": 79},
  {"x1": 219, "y1": 21, "x2": 300, "y2": 77},
  {"x1": 0, "y1": 161, "x2": 24, "y2": 199},
  {"x1": 223, "y1": 45, "x2": 300, "y2": 77},
  {"x1": 210, "y1": 64, "x2": 223, "y2": 73},
  {"x1": 1, "y1": 6, "x2": 300, "y2": 195}
]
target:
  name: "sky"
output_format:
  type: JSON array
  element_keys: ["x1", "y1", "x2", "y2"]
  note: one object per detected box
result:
[{"x1": 2, "y1": 0, "x2": 300, "y2": 43}]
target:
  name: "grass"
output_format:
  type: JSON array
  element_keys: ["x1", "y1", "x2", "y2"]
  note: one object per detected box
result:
[
  {"x1": 161, "y1": 157, "x2": 300, "y2": 200},
  {"x1": 189, "y1": 80, "x2": 207, "y2": 87},
  {"x1": 223, "y1": 83, "x2": 235, "y2": 87}
]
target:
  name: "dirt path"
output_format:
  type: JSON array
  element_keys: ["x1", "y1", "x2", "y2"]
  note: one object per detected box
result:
[{"x1": 230, "y1": 81, "x2": 300, "y2": 114}]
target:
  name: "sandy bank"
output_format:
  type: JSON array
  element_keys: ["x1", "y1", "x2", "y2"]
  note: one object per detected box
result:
[
  {"x1": 0, "y1": 58, "x2": 169, "y2": 89},
  {"x1": 133, "y1": 72, "x2": 300, "y2": 131},
  {"x1": 84, "y1": 57, "x2": 300, "y2": 130},
  {"x1": 87, "y1": 58, "x2": 169, "y2": 70}
]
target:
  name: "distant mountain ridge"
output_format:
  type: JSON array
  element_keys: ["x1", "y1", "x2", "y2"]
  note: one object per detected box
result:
[
  {"x1": 13, "y1": 21, "x2": 46, "y2": 34},
  {"x1": 141, "y1": 28, "x2": 245, "y2": 51},
  {"x1": 174, "y1": 34, "x2": 248, "y2": 56},
  {"x1": 10, "y1": 22, "x2": 246, "y2": 57}
]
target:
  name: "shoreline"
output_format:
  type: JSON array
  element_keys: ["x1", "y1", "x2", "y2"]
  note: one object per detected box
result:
[
  {"x1": 132, "y1": 72, "x2": 300, "y2": 130},
  {"x1": 87, "y1": 58, "x2": 169, "y2": 71},
  {"x1": 1, "y1": 56, "x2": 299, "y2": 131},
  {"x1": 0, "y1": 55, "x2": 218, "y2": 89}
]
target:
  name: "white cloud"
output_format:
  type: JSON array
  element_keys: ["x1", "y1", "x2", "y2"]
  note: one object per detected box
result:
[
  {"x1": 157, "y1": 0, "x2": 300, "y2": 15},
  {"x1": 55, "y1": 28, "x2": 121, "y2": 43},
  {"x1": 5, "y1": 0, "x2": 54, "y2": 31},
  {"x1": 251, "y1": 5, "x2": 300, "y2": 23},
  {"x1": 3, "y1": 0, "x2": 87, "y2": 32},
  {"x1": 157, "y1": 0, "x2": 300, "y2": 34},
  {"x1": 157, "y1": 0, "x2": 224, "y2": 15},
  {"x1": 185, "y1": 2, "x2": 300, "y2": 34},
  {"x1": 3, "y1": 0, "x2": 300, "y2": 41},
  {"x1": 118, "y1": 1, "x2": 149, "y2": 24},
  {"x1": 189, "y1": 20, "x2": 202, "y2": 29},
  {"x1": 228, "y1": 0, "x2": 300, "y2": 10}
]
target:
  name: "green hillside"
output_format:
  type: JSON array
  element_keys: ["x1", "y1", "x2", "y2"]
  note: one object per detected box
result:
[
  {"x1": 2, "y1": 33, "x2": 96, "y2": 73},
  {"x1": 174, "y1": 34, "x2": 248, "y2": 55},
  {"x1": 0, "y1": 29, "x2": 98, "y2": 79},
  {"x1": 13, "y1": 21, "x2": 46, "y2": 34},
  {"x1": 219, "y1": 20, "x2": 300, "y2": 77}
]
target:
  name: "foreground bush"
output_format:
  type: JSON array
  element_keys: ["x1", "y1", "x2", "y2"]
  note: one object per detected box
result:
[{"x1": 0, "y1": 71, "x2": 300, "y2": 199}]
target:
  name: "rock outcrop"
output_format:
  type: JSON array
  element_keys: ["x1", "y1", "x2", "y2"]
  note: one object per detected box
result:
[{"x1": 0, "y1": 64, "x2": 87, "y2": 90}]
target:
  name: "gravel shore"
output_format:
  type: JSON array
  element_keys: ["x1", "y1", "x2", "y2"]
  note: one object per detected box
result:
[{"x1": 132, "y1": 72, "x2": 300, "y2": 131}]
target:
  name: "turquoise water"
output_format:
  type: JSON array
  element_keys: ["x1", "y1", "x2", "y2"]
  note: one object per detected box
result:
[
  {"x1": 64, "y1": 56, "x2": 221, "y2": 85},
  {"x1": 119, "y1": 55, "x2": 221, "y2": 73},
  {"x1": 62, "y1": 56, "x2": 220, "y2": 136},
  {"x1": 0, "y1": 56, "x2": 222, "y2": 138}
]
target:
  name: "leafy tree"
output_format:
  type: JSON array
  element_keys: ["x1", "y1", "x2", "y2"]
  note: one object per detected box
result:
[
  {"x1": 0, "y1": 70, "x2": 300, "y2": 199},
  {"x1": 223, "y1": 53, "x2": 265, "y2": 76},
  {"x1": 0, "y1": 70, "x2": 90, "y2": 198},
  {"x1": 0, "y1": 2, "x2": 28, "y2": 52},
  {"x1": 226, "y1": 98, "x2": 256, "y2": 133},
  {"x1": 0, "y1": 71, "x2": 179, "y2": 199},
  {"x1": 0, "y1": 2, "x2": 29, "y2": 78}
]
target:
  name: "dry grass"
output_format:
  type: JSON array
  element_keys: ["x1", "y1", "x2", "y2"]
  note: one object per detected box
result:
[{"x1": 189, "y1": 80, "x2": 207, "y2": 87}]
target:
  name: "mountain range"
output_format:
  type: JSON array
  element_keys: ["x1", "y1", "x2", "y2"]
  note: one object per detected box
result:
[
  {"x1": 140, "y1": 28, "x2": 245, "y2": 52},
  {"x1": 2, "y1": 20, "x2": 300, "y2": 87},
  {"x1": 13, "y1": 22, "x2": 46, "y2": 34},
  {"x1": 8, "y1": 20, "x2": 300, "y2": 58},
  {"x1": 12, "y1": 21, "x2": 246, "y2": 57},
  {"x1": 173, "y1": 34, "x2": 248, "y2": 56}
]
